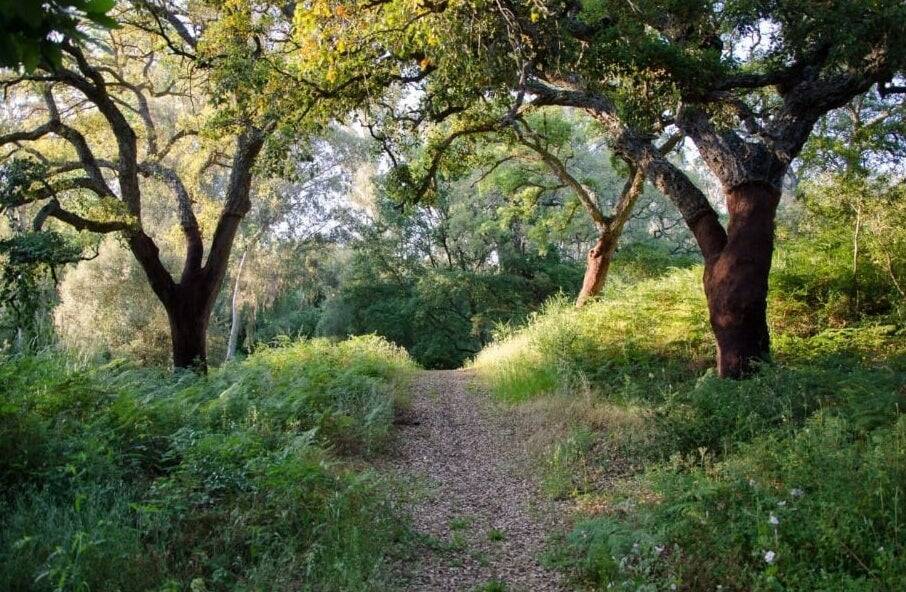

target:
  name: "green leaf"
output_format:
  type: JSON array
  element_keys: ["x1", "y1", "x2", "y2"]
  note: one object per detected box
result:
[
  {"x1": 84, "y1": 0, "x2": 116, "y2": 13},
  {"x1": 42, "y1": 42, "x2": 63, "y2": 68}
]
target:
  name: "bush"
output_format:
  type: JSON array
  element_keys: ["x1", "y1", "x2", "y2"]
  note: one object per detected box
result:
[
  {"x1": 0, "y1": 336, "x2": 415, "y2": 591},
  {"x1": 553, "y1": 411, "x2": 906, "y2": 591}
]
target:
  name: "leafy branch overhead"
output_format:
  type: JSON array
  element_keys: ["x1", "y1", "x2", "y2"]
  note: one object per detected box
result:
[{"x1": 0, "y1": 0, "x2": 118, "y2": 71}]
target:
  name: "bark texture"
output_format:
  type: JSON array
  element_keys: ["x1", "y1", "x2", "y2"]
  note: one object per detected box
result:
[
  {"x1": 703, "y1": 183, "x2": 780, "y2": 378},
  {"x1": 168, "y1": 298, "x2": 210, "y2": 371},
  {"x1": 576, "y1": 234, "x2": 617, "y2": 307}
]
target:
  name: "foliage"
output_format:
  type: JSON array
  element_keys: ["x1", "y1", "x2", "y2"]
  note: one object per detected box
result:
[
  {"x1": 316, "y1": 254, "x2": 583, "y2": 369},
  {"x1": 0, "y1": 231, "x2": 82, "y2": 326},
  {"x1": 473, "y1": 246, "x2": 707, "y2": 402},
  {"x1": 0, "y1": 0, "x2": 117, "y2": 71},
  {"x1": 0, "y1": 335, "x2": 415, "y2": 591}
]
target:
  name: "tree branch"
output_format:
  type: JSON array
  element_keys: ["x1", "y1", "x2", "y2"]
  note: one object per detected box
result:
[{"x1": 32, "y1": 198, "x2": 130, "y2": 233}]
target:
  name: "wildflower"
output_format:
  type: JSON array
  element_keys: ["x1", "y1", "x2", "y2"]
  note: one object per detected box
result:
[
  {"x1": 769, "y1": 513, "x2": 780, "y2": 526},
  {"x1": 790, "y1": 488, "x2": 804, "y2": 497},
  {"x1": 764, "y1": 550, "x2": 776, "y2": 564},
  {"x1": 777, "y1": 500, "x2": 786, "y2": 507}
]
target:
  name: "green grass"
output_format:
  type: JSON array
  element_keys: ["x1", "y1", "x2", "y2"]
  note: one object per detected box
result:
[
  {"x1": 473, "y1": 580, "x2": 508, "y2": 592},
  {"x1": 450, "y1": 515, "x2": 472, "y2": 530},
  {"x1": 0, "y1": 335, "x2": 416, "y2": 591},
  {"x1": 474, "y1": 243, "x2": 906, "y2": 591}
]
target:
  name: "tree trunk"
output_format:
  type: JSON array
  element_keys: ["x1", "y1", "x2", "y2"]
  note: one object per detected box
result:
[
  {"x1": 168, "y1": 304, "x2": 210, "y2": 371},
  {"x1": 225, "y1": 248, "x2": 250, "y2": 362},
  {"x1": 576, "y1": 232, "x2": 618, "y2": 306},
  {"x1": 702, "y1": 182, "x2": 780, "y2": 378},
  {"x1": 165, "y1": 277, "x2": 214, "y2": 372},
  {"x1": 852, "y1": 202, "x2": 862, "y2": 312}
]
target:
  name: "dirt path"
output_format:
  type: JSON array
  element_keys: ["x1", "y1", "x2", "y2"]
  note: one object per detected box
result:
[{"x1": 388, "y1": 369, "x2": 569, "y2": 591}]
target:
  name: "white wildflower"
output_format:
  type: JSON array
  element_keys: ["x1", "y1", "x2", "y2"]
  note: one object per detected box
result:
[
  {"x1": 790, "y1": 488, "x2": 804, "y2": 497},
  {"x1": 769, "y1": 513, "x2": 780, "y2": 526},
  {"x1": 764, "y1": 550, "x2": 776, "y2": 564}
]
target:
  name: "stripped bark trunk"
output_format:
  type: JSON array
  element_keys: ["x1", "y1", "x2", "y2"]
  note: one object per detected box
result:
[
  {"x1": 163, "y1": 271, "x2": 217, "y2": 372},
  {"x1": 576, "y1": 233, "x2": 617, "y2": 307},
  {"x1": 702, "y1": 183, "x2": 780, "y2": 378},
  {"x1": 608, "y1": 126, "x2": 780, "y2": 377},
  {"x1": 575, "y1": 167, "x2": 645, "y2": 306},
  {"x1": 633, "y1": 145, "x2": 780, "y2": 377}
]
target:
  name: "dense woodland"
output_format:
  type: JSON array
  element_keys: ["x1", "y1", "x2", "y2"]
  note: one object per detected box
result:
[{"x1": 0, "y1": 1, "x2": 904, "y2": 591}]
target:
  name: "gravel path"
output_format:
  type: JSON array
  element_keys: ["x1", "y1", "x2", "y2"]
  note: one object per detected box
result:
[{"x1": 388, "y1": 369, "x2": 569, "y2": 591}]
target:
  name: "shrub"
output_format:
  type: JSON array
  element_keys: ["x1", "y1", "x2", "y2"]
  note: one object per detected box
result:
[{"x1": 0, "y1": 335, "x2": 415, "y2": 591}]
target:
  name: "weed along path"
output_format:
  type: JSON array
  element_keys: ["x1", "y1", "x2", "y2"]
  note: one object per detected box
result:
[{"x1": 388, "y1": 369, "x2": 569, "y2": 591}]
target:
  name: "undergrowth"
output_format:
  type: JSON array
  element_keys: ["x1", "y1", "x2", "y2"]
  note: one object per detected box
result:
[
  {"x1": 473, "y1": 241, "x2": 906, "y2": 591},
  {"x1": 0, "y1": 335, "x2": 416, "y2": 591}
]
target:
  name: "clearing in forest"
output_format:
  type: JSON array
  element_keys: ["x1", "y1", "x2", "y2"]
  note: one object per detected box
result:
[{"x1": 388, "y1": 369, "x2": 568, "y2": 592}]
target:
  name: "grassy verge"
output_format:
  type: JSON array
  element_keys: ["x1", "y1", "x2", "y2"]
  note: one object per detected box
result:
[
  {"x1": 0, "y1": 335, "x2": 416, "y2": 591},
  {"x1": 472, "y1": 246, "x2": 906, "y2": 591}
]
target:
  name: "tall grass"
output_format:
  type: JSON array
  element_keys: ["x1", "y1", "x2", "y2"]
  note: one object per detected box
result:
[
  {"x1": 0, "y1": 335, "x2": 416, "y2": 591},
  {"x1": 473, "y1": 267, "x2": 711, "y2": 402}
]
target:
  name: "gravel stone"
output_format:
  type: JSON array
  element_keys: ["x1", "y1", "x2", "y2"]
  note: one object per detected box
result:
[{"x1": 386, "y1": 369, "x2": 570, "y2": 591}]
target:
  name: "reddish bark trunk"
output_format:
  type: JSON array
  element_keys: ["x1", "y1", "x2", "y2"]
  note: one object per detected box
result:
[
  {"x1": 576, "y1": 233, "x2": 618, "y2": 307},
  {"x1": 702, "y1": 182, "x2": 780, "y2": 378}
]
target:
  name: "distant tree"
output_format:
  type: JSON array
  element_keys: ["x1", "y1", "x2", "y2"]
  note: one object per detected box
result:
[
  {"x1": 0, "y1": 1, "x2": 288, "y2": 370},
  {"x1": 497, "y1": 113, "x2": 685, "y2": 306}
]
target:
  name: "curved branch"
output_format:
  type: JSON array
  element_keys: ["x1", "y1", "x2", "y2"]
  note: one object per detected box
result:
[
  {"x1": 204, "y1": 128, "x2": 266, "y2": 289},
  {"x1": 32, "y1": 198, "x2": 130, "y2": 233},
  {"x1": 512, "y1": 118, "x2": 608, "y2": 229}
]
